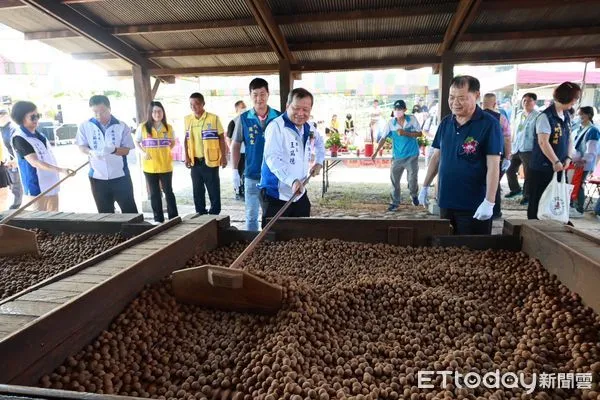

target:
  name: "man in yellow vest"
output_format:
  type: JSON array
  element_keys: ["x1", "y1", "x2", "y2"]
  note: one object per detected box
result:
[{"x1": 184, "y1": 92, "x2": 228, "y2": 215}]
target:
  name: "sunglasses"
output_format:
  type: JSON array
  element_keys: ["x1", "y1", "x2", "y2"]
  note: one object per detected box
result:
[{"x1": 29, "y1": 113, "x2": 42, "y2": 122}]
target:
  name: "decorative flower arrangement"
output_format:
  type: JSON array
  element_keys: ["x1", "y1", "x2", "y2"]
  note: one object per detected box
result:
[
  {"x1": 462, "y1": 136, "x2": 479, "y2": 154},
  {"x1": 325, "y1": 132, "x2": 342, "y2": 149}
]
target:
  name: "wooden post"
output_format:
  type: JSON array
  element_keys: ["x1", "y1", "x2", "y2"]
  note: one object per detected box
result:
[
  {"x1": 279, "y1": 60, "x2": 292, "y2": 112},
  {"x1": 133, "y1": 65, "x2": 151, "y2": 125},
  {"x1": 439, "y1": 51, "x2": 455, "y2": 119}
]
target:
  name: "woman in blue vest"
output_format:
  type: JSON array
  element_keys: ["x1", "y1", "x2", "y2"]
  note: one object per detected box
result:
[
  {"x1": 527, "y1": 82, "x2": 581, "y2": 220},
  {"x1": 10, "y1": 101, "x2": 73, "y2": 211},
  {"x1": 570, "y1": 106, "x2": 599, "y2": 217}
]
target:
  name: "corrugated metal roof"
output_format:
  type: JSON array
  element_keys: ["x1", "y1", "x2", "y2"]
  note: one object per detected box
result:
[
  {"x1": 0, "y1": 6, "x2": 66, "y2": 32},
  {"x1": 470, "y1": 5, "x2": 600, "y2": 32},
  {"x1": 455, "y1": 35, "x2": 600, "y2": 54},
  {"x1": 39, "y1": 37, "x2": 108, "y2": 54},
  {"x1": 89, "y1": 58, "x2": 133, "y2": 71},
  {"x1": 294, "y1": 43, "x2": 439, "y2": 63},
  {"x1": 121, "y1": 26, "x2": 268, "y2": 51},
  {"x1": 215, "y1": 52, "x2": 280, "y2": 66},
  {"x1": 154, "y1": 52, "x2": 278, "y2": 69},
  {"x1": 73, "y1": 0, "x2": 253, "y2": 25},
  {"x1": 268, "y1": 0, "x2": 457, "y2": 14},
  {"x1": 283, "y1": 14, "x2": 451, "y2": 43},
  {"x1": 0, "y1": 1, "x2": 597, "y2": 75}
]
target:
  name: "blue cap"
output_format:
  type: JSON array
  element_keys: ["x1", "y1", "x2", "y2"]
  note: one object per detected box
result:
[{"x1": 393, "y1": 100, "x2": 407, "y2": 110}]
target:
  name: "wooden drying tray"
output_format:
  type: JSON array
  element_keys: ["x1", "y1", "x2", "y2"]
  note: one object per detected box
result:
[{"x1": 0, "y1": 217, "x2": 597, "y2": 400}]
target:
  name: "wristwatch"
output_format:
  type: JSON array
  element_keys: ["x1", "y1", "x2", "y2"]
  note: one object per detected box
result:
[{"x1": 554, "y1": 160, "x2": 561, "y2": 165}]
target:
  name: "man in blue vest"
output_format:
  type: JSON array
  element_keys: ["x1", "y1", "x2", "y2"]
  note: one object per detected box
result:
[
  {"x1": 231, "y1": 78, "x2": 280, "y2": 231},
  {"x1": 419, "y1": 76, "x2": 503, "y2": 235}
]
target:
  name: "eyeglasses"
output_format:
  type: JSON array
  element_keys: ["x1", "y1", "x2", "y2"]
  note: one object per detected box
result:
[{"x1": 29, "y1": 113, "x2": 41, "y2": 122}]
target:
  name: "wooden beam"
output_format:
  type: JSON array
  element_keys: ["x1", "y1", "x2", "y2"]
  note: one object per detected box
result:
[
  {"x1": 457, "y1": 47, "x2": 600, "y2": 64},
  {"x1": 245, "y1": 0, "x2": 294, "y2": 62},
  {"x1": 0, "y1": 0, "x2": 26, "y2": 9},
  {"x1": 462, "y1": 26, "x2": 600, "y2": 42},
  {"x1": 279, "y1": 60, "x2": 292, "y2": 111},
  {"x1": 289, "y1": 36, "x2": 443, "y2": 51},
  {"x1": 596, "y1": 59, "x2": 600, "y2": 69},
  {"x1": 73, "y1": 45, "x2": 273, "y2": 60},
  {"x1": 438, "y1": 0, "x2": 481, "y2": 55},
  {"x1": 276, "y1": 3, "x2": 456, "y2": 24},
  {"x1": 439, "y1": 51, "x2": 455, "y2": 119},
  {"x1": 151, "y1": 78, "x2": 160, "y2": 100},
  {"x1": 133, "y1": 65, "x2": 152, "y2": 124},
  {"x1": 159, "y1": 75, "x2": 176, "y2": 84},
  {"x1": 20, "y1": 0, "x2": 152, "y2": 68},
  {"x1": 61, "y1": 0, "x2": 105, "y2": 3},
  {"x1": 296, "y1": 56, "x2": 440, "y2": 72},
  {"x1": 147, "y1": 64, "x2": 280, "y2": 77}
]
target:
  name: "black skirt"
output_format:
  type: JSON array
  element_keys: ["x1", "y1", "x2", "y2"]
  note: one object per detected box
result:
[{"x1": 0, "y1": 163, "x2": 12, "y2": 189}]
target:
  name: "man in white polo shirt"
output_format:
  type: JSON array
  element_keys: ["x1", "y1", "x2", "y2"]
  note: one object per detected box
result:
[{"x1": 76, "y1": 95, "x2": 138, "y2": 213}]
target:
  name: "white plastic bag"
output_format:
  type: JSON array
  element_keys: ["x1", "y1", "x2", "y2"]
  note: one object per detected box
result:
[{"x1": 537, "y1": 172, "x2": 574, "y2": 223}]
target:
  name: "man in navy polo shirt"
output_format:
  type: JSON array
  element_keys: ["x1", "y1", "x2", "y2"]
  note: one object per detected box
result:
[{"x1": 419, "y1": 76, "x2": 503, "y2": 235}]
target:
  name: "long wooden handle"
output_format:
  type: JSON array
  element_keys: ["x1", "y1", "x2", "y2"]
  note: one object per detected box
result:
[
  {"x1": 0, "y1": 161, "x2": 89, "y2": 224},
  {"x1": 229, "y1": 175, "x2": 311, "y2": 270}
]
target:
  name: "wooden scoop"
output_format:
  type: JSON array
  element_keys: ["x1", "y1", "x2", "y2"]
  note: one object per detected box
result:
[{"x1": 172, "y1": 176, "x2": 311, "y2": 313}]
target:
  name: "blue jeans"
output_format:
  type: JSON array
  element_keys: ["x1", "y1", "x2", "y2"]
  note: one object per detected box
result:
[
  {"x1": 595, "y1": 196, "x2": 600, "y2": 215},
  {"x1": 245, "y1": 177, "x2": 261, "y2": 231}
]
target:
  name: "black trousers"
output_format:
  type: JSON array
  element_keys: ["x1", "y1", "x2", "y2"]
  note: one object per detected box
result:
[
  {"x1": 89, "y1": 175, "x2": 138, "y2": 214},
  {"x1": 261, "y1": 191, "x2": 311, "y2": 228},
  {"x1": 440, "y1": 208, "x2": 493, "y2": 235},
  {"x1": 527, "y1": 169, "x2": 562, "y2": 219},
  {"x1": 506, "y1": 152, "x2": 532, "y2": 199},
  {"x1": 144, "y1": 171, "x2": 178, "y2": 223},
  {"x1": 191, "y1": 157, "x2": 221, "y2": 215}
]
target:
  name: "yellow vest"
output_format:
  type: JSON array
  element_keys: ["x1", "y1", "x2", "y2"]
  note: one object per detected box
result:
[
  {"x1": 184, "y1": 112, "x2": 223, "y2": 168},
  {"x1": 139, "y1": 123, "x2": 174, "y2": 173}
]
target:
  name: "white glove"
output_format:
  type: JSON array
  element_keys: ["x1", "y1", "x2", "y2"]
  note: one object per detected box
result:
[
  {"x1": 89, "y1": 150, "x2": 105, "y2": 160},
  {"x1": 104, "y1": 143, "x2": 116, "y2": 155},
  {"x1": 501, "y1": 159, "x2": 511, "y2": 172},
  {"x1": 232, "y1": 169, "x2": 241, "y2": 189},
  {"x1": 473, "y1": 199, "x2": 495, "y2": 221},
  {"x1": 418, "y1": 186, "x2": 429, "y2": 207}
]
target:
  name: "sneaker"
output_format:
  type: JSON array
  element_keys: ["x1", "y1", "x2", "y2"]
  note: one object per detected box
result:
[
  {"x1": 504, "y1": 190, "x2": 522, "y2": 199},
  {"x1": 387, "y1": 204, "x2": 399, "y2": 212},
  {"x1": 412, "y1": 196, "x2": 419, "y2": 206},
  {"x1": 8, "y1": 204, "x2": 19, "y2": 209},
  {"x1": 519, "y1": 198, "x2": 529, "y2": 206},
  {"x1": 569, "y1": 208, "x2": 584, "y2": 218}
]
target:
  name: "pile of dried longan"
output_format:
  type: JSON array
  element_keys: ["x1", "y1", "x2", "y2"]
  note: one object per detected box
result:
[
  {"x1": 41, "y1": 239, "x2": 600, "y2": 399},
  {"x1": 0, "y1": 229, "x2": 124, "y2": 300}
]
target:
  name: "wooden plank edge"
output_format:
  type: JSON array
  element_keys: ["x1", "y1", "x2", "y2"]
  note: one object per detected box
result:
[
  {"x1": 0, "y1": 218, "x2": 218, "y2": 384},
  {"x1": 0, "y1": 384, "x2": 144, "y2": 399},
  {"x1": 0, "y1": 218, "x2": 182, "y2": 306},
  {"x1": 520, "y1": 224, "x2": 600, "y2": 315},
  {"x1": 431, "y1": 234, "x2": 521, "y2": 251}
]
